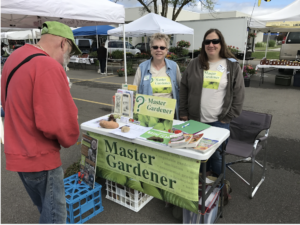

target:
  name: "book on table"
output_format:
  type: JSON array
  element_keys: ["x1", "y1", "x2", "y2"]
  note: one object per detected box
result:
[
  {"x1": 168, "y1": 134, "x2": 193, "y2": 148},
  {"x1": 193, "y1": 138, "x2": 219, "y2": 153},
  {"x1": 185, "y1": 133, "x2": 204, "y2": 148}
]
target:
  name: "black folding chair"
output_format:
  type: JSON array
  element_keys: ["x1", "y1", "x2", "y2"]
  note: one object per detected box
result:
[{"x1": 225, "y1": 110, "x2": 272, "y2": 198}]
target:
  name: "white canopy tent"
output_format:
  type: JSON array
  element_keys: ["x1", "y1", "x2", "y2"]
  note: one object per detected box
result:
[
  {"x1": 1, "y1": 0, "x2": 125, "y2": 28},
  {"x1": 108, "y1": 13, "x2": 194, "y2": 56},
  {"x1": 5, "y1": 29, "x2": 41, "y2": 40},
  {"x1": 108, "y1": 13, "x2": 194, "y2": 37},
  {"x1": 250, "y1": 0, "x2": 300, "y2": 32},
  {"x1": 248, "y1": 0, "x2": 300, "y2": 59},
  {"x1": 1, "y1": 0, "x2": 127, "y2": 80},
  {"x1": 108, "y1": 13, "x2": 194, "y2": 83}
]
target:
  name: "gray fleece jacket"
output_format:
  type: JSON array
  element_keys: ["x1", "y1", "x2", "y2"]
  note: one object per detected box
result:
[{"x1": 179, "y1": 57, "x2": 245, "y2": 123}]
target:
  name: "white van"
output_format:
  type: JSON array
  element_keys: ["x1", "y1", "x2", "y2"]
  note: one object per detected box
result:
[
  {"x1": 106, "y1": 40, "x2": 141, "y2": 55},
  {"x1": 75, "y1": 39, "x2": 93, "y2": 54},
  {"x1": 279, "y1": 32, "x2": 300, "y2": 61}
]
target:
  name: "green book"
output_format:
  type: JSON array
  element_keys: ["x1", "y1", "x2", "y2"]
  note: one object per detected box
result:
[
  {"x1": 139, "y1": 129, "x2": 173, "y2": 146},
  {"x1": 172, "y1": 120, "x2": 211, "y2": 134}
]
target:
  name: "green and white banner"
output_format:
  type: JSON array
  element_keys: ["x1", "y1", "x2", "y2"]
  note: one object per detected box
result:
[{"x1": 87, "y1": 131, "x2": 201, "y2": 213}]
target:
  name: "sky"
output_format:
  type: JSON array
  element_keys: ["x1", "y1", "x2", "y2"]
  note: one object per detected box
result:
[{"x1": 116, "y1": 0, "x2": 296, "y2": 17}]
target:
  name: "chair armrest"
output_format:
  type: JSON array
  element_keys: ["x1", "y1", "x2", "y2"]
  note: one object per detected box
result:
[{"x1": 258, "y1": 136, "x2": 268, "y2": 142}]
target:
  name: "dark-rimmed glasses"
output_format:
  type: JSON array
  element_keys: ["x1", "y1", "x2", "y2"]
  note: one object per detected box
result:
[
  {"x1": 152, "y1": 46, "x2": 167, "y2": 50},
  {"x1": 66, "y1": 39, "x2": 75, "y2": 56},
  {"x1": 204, "y1": 39, "x2": 220, "y2": 45}
]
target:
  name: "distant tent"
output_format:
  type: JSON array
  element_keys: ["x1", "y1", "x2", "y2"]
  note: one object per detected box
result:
[{"x1": 72, "y1": 25, "x2": 115, "y2": 36}]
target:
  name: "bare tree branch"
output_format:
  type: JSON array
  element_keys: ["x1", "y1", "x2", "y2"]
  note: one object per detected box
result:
[
  {"x1": 115, "y1": 0, "x2": 215, "y2": 21},
  {"x1": 137, "y1": 0, "x2": 153, "y2": 13}
]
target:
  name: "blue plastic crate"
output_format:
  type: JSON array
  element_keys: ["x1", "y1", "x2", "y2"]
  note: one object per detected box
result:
[{"x1": 64, "y1": 174, "x2": 104, "y2": 224}]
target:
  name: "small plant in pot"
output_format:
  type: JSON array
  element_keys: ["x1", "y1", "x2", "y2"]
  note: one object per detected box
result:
[
  {"x1": 116, "y1": 68, "x2": 124, "y2": 77},
  {"x1": 241, "y1": 64, "x2": 256, "y2": 87}
]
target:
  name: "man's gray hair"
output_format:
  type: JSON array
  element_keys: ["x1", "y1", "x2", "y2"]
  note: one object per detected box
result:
[{"x1": 150, "y1": 33, "x2": 170, "y2": 49}]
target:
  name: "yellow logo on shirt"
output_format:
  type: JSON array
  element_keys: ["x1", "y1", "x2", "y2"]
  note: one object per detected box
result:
[
  {"x1": 203, "y1": 70, "x2": 223, "y2": 89},
  {"x1": 151, "y1": 77, "x2": 172, "y2": 94}
]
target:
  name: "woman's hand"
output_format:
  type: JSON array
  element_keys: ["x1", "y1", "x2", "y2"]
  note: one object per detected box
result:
[{"x1": 180, "y1": 116, "x2": 188, "y2": 121}]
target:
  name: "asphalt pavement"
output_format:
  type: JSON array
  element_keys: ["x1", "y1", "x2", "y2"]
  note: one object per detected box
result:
[{"x1": 1, "y1": 61, "x2": 300, "y2": 224}]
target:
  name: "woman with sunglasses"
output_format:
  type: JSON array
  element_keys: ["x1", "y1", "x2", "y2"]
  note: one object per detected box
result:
[
  {"x1": 133, "y1": 33, "x2": 181, "y2": 119},
  {"x1": 179, "y1": 28, "x2": 245, "y2": 176}
]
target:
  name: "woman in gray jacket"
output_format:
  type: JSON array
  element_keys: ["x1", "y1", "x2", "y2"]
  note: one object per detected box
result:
[{"x1": 179, "y1": 28, "x2": 245, "y2": 176}]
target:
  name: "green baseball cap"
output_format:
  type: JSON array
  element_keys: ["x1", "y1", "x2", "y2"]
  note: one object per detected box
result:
[{"x1": 41, "y1": 21, "x2": 81, "y2": 55}]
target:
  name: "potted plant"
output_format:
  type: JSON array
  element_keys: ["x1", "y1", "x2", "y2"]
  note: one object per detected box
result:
[
  {"x1": 166, "y1": 52, "x2": 178, "y2": 60},
  {"x1": 242, "y1": 64, "x2": 256, "y2": 87},
  {"x1": 228, "y1": 45, "x2": 239, "y2": 56},
  {"x1": 177, "y1": 40, "x2": 191, "y2": 48},
  {"x1": 116, "y1": 68, "x2": 124, "y2": 77},
  {"x1": 248, "y1": 33, "x2": 257, "y2": 39}
]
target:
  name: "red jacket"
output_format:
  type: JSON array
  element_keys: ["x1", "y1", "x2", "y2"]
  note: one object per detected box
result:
[{"x1": 1, "y1": 44, "x2": 79, "y2": 172}]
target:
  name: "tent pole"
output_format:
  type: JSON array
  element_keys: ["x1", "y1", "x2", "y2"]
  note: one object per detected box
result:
[
  {"x1": 31, "y1": 30, "x2": 35, "y2": 44},
  {"x1": 265, "y1": 32, "x2": 270, "y2": 58},
  {"x1": 192, "y1": 34, "x2": 194, "y2": 59},
  {"x1": 106, "y1": 36, "x2": 109, "y2": 75},
  {"x1": 35, "y1": 31, "x2": 38, "y2": 44},
  {"x1": 242, "y1": 27, "x2": 249, "y2": 72},
  {"x1": 96, "y1": 26, "x2": 100, "y2": 73},
  {"x1": 123, "y1": 25, "x2": 127, "y2": 84},
  {"x1": 144, "y1": 35, "x2": 147, "y2": 52}
]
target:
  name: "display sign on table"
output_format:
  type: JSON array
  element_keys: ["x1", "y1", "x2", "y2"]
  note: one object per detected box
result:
[
  {"x1": 87, "y1": 131, "x2": 201, "y2": 213},
  {"x1": 133, "y1": 94, "x2": 176, "y2": 132}
]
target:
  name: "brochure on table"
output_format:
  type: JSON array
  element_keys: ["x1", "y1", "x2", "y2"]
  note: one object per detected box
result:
[{"x1": 80, "y1": 134, "x2": 98, "y2": 189}]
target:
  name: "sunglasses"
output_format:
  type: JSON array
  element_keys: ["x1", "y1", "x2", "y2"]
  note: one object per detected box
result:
[
  {"x1": 66, "y1": 39, "x2": 75, "y2": 56},
  {"x1": 204, "y1": 39, "x2": 220, "y2": 45},
  {"x1": 152, "y1": 46, "x2": 167, "y2": 50}
]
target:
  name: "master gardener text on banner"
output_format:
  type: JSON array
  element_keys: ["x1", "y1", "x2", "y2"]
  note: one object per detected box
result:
[
  {"x1": 88, "y1": 132, "x2": 200, "y2": 213},
  {"x1": 133, "y1": 94, "x2": 176, "y2": 132}
]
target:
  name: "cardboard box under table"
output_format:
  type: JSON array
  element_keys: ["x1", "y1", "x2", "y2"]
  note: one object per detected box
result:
[{"x1": 81, "y1": 115, "x2": 229, "y2": 223}]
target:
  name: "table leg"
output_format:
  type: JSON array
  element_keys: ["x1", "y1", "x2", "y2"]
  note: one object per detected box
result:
[
  {"x1": 262, "y1": 68, "x2": 265, "y2": 84},
  {"x1": 201, "y1": 161, "x2": 206, "y2": 224},
  {"x1": 220, "y1": 142, "x2": 226, "y2": 218}
]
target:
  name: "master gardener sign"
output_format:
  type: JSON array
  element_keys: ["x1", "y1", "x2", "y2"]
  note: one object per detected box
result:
[
  {"x1": 87, "y1": 131, "x2": 201, "y2": 213},
  {"x1": 133, "y1": 94, "x2": 176, "y2": 132}
]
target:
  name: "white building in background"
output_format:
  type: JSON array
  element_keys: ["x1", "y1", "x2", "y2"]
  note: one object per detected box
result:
[{"x1": 119, "y1": 7, "x2": 263, "y2": 47}]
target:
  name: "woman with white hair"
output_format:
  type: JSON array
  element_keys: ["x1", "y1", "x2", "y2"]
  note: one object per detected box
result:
[{"x1": 133, "y1": 33, "x2": 181, "y2": 119}]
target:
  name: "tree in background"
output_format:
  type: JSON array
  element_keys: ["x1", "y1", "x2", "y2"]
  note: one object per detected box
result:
[{"x1": 114, "y1": 0, "x2": 215, "y2": 21}]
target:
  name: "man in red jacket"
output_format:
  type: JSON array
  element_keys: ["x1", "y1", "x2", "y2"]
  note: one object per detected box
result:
[{"x1": 1, "y1": 21, "x2": 82, "y2": 223}]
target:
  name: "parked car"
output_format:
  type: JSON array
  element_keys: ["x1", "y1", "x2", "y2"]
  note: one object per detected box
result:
[
  {"x1": 75, "y1": 39, "x2": 93, "y2": 54},
  {"x1": 279, "y1": 32, "x2": 300, "y2": 61},
  {"x1": 106, "y1": 40, "x2": 141, "y2": 55},
  {"x1": 135, "y1": 43, "x2": 150, "y2": 53}
]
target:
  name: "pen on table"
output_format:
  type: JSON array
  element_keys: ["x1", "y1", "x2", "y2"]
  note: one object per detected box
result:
[{"x1": 182, "y1": 123, "x2": 190, "y2": 128}]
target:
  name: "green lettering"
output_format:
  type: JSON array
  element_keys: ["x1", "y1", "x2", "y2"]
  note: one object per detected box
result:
[
  {"x1": 134, "y1": 149, "x2": 139, "y2": 161},
  {"x1": 169, "y1": 179, "x2": 177, "y2": 189},
  {"x1": 160, "y1": 176, "x2": 168, "y2": 186},
  {"x1": 148, "y1": 155, "x2": 155, "y2": 165},
  {"x1": 118, "y1": 161, "x2": 125, "y2": 171},
  {"x1": 133, "y1": 163, "x2": 141, "y2": 176},
  {"x1": 150, "y1": 172, "x2": 159, "y2": 183},
  {"x1": 106, "y1": 155, "x2": 116, "y2": 168},
  {"x1": 142, "y1": 169, "x2": 149, "y2": 179},
  {"x1": 140, "y1": 153, "x2": 147, "y2": 163},
  {"x1": 105, "y1": 140, "x2": 118, "y2": 154},
  {"x1": 126, "y1": 164, "x2": 132, "y2": 173},
  {"x1": 127, "y1": 149, "x2": 133, "y2": 159},
  {"x1": 119, "y1": 147, "x2": 126, "y2": 157}
]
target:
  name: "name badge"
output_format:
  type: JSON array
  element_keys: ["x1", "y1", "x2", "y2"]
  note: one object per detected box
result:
[
  {"x1": 217, "y1": 65, "x2": 225, "y2": 73},
  {"x1": 144, "y1": 75, "x2": 150, "y2": 80}
]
